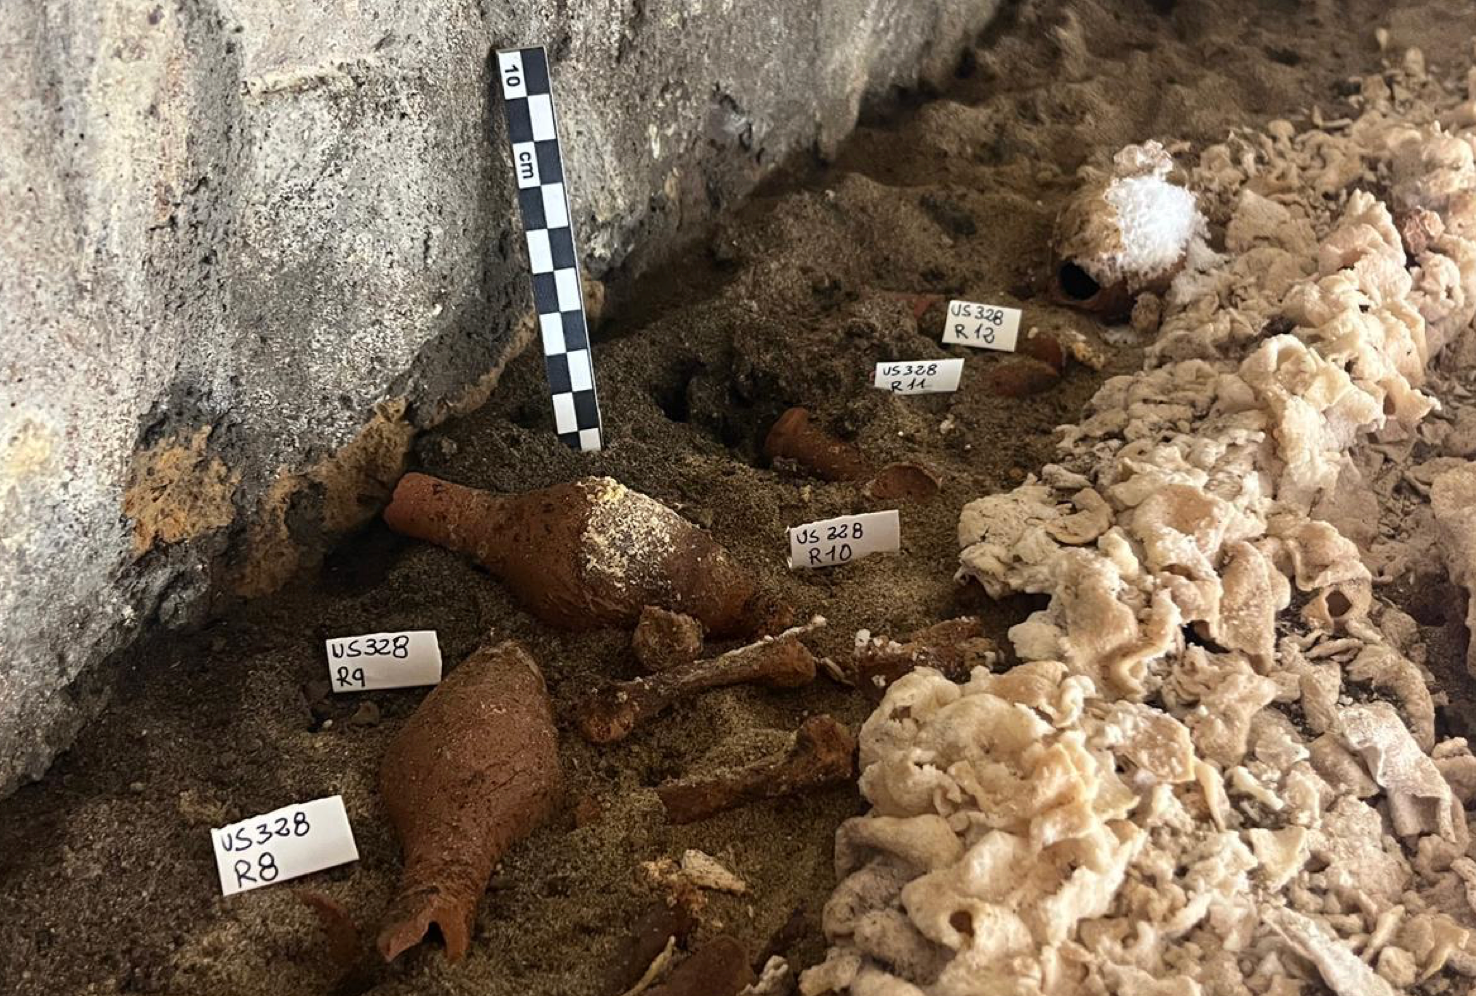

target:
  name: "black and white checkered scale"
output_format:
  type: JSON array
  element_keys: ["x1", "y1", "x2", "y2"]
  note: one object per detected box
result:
[{"x1": 496, "y1": 46, "x2": 603, "y2": 452}]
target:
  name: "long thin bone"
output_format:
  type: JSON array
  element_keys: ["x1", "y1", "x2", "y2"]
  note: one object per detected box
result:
[
  {"x1": 576, "y1": 617, "x2": 826, "y2": 744},
  {"x1": 656, "y1": 715, "x2": 856, "y2": 824}
]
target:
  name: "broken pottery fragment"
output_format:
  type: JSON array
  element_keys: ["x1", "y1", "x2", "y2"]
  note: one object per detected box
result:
[
  {"x1": 865, "y1": 461, "x2": 942, "y2": 502},
  {"x1": 378, "y1": 639, "x2": 561, "y2": 962},
  {"x1": 604, "y1": 902, "x2": 697, "y2": 996},
  {"x1": 647, "y1": 936, "x2": 755, "y2": 996},
  {"x1": 985, "y1": 358, "x2": 1060, "y2": 398},
  {"x1": 1016, "y1": 328, "x2": 1067, "y2": 371},
  {"x1": 384, "y1": 473, "x2": 791, "y2": 637},
  {"x1": 297, "y1": 890, "x2": 371, "y2": 986},
  {"x1": 1051, "y1": 141, "x2": 1206, "y2": 317}
]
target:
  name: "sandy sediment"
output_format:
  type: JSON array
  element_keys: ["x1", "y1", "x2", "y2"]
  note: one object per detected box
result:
[{"x1": 3, "y1": 4, "x2": 1475, "y2": 996}]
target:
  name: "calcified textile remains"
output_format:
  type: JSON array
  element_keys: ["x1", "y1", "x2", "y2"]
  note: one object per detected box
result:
[{"x1": 804, "y1": 56, "x2": 1476, "y2": 996}]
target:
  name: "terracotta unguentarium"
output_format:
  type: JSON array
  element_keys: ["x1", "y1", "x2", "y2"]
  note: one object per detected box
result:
[
  {"x1": 378, "y1": 639, "x2": 561, "y2": 962},
  {"x1": 383, "y1": 473, "x2": 791, "y2": 637}
]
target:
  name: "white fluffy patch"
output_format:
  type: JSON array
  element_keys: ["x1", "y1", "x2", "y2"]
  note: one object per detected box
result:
[{"x1": 1102, "y1": 172, "x2": 1202, "y2": 285}]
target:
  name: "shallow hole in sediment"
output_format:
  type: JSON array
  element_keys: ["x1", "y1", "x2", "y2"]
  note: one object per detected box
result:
[{"x1": 651, "y1": 362, "x2": 700, "y2": 424}]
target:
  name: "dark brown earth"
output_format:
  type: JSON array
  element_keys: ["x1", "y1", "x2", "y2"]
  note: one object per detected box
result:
[{"x1": 3, "y1": 2, "x2": 1474, "y2": 994}]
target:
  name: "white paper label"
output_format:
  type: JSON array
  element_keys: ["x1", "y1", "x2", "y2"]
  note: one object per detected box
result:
[
  {"x1": 942, "y1": 299, "x2": 1022, "y2": 352},
  {"x1": 496, "y1": 50, "x2": 526, "y2": 100},
  {"x1": 326, "y1": 630, "x2": 442, "y2": 692},
  {"x1": 787, "y1": 510, "x2": 901, "y2": 569},
  {"x1": 873, "y1": 359, "x2": 964, "y2": 395},
  {"x1": 212, "y1": 796, "x2": 359, "y2": 896}
]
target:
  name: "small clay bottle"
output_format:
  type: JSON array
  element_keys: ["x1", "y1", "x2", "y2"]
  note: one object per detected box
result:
[
  {"x1": 384, "y1": 473, "x2": 791, "y2": 637},
  {"x1": 763, "y1": 407, "x2": 871, "y2": 481},
  {"x1": 379, "y1": 640, "x2": 559, "y2": 961}
]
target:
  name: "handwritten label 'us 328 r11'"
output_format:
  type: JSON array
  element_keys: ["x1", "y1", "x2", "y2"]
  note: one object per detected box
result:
[
  {"x1": 787, "y1": 510, "x2": 901, "y2": 569},
  {"x1": 212, "y1": 796, "x2": 359, "y2": 896},
  {"x1": 325, "y1": 630, "x2": 442, "y2": 692},
  {"x1": 943, "y1": 299, "x2": 1023, "y2": 352},
  {"x1": 873, "y1": 359, "x2": 964, "y2": 395}
]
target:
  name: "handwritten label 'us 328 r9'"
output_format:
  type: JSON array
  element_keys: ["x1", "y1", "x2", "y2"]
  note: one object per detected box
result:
[
  {"x1": 942, "y1": 299, "x2": 1023, "y2": 352},
  {"x1": 787, "y1": 510, "x2": 901, "y2": 569},
  {"x1": 212, "y1": 796, "x2": 359, "y2": 896},
  {"x1": 325, "y1": 630, "x2": 441, "y2": 692}
]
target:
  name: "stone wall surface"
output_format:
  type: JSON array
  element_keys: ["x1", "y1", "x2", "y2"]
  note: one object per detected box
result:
[{"x1": 0, "y1": 0, "x2": 998, "y2": 796}]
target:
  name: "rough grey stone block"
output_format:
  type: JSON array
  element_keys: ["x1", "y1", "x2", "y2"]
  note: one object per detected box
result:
[{"x1": 0, "y1": 0, "x2": 998, "y2": 796}]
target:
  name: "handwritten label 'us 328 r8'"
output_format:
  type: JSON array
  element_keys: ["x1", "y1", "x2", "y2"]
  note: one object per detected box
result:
[
  {"x1": 942, "y1": 299, "x2": 1023, "y2": 352},
  {"x1": 212, "y1": 796, "x2": 359, "y2": 896},
  {"x1": 325, "y1": 630, "x2": 442, "y2": 692},
  {"x1": 787, "y1": 510, "x2": 901, "y2": 569}
]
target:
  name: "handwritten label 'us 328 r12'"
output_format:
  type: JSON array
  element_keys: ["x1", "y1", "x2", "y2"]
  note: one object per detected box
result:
[
  {"x1": 943, "y1": 299, "x2": 1023, "y2": 352},
  {"x1": 325, "y1": 630, "x2": 442, "y2": 692},
  {"x1": 787, "y1": 510, "x2": 901, "y2": 569},
  {"x1": 212, "y1": 796, "x2": 359, "y2": 896}
]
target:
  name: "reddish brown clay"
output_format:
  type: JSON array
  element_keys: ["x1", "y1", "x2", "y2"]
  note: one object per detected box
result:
[
  {"x1": 756, "y1": 904, "x2": 809, "y2": 970},
  {"x1": 763, "y1": 408, "x2": 872, "y2": 482},
  {"x1": 854, "y1": 617, "x2": 995, "y2": 698},
  {"x1": 1051, "y1": 262, "x2": 1135, "y2": 318},
  {"x1": 878, "y1": 290, "x2": 943, "y2": 325},
  {"x1": 867, "y1": 462, "x2": 942, "y2": 502},
  {"x1": 909, "y1": 294, "x2": 943, "y2": 323},
  {"x1": 1017, "y1": 330, "x2": 1066, "y2": 371},
  {"x1": 657, "y1": 715, "x2": 856, "y2": 823},
  {"x1": 631, "y1": 605, "x2": 706, "y2": 673},
  {"x1": 647, "y1": 936, "x2": 756, "y2": 996},
  {"x1": 603, "y1": 902, "x2": 698, "y2": 996},
  {"x1": 576, "y1": 624, "x2": 819, "y2": 745},
  {"x1": 378, "y1": 640, "x2": 561, "y2": 962},
  {"x1": 986, "y1": 358, "x2": 1060, "y2": 398},
  {"x1": 383, "y1": 473, "x2": 790, "y2": 637},
  {"x1": 765, "y1": 409, "x2": 943, "y2": 502},
  {"x1": 297, "y1": 890, "x2": 364, "y2": 978}
]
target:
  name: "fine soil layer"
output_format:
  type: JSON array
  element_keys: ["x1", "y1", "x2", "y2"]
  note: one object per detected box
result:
[{"x1": 2, "y1": 1, "x2": 1472, "y2": 994}]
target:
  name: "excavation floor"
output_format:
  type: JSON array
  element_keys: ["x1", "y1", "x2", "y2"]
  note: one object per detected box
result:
[{"x1": 1, "y1": 1, "x2": 1471, "y2": 994}]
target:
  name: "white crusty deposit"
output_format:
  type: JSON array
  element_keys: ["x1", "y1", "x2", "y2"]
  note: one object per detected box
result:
[
  {"x1": 805, "y1": 55, "x2": 1476, "y2": 996},
  {"x1": 1052, "y1": 140, "x2": 1208, "y2": 310}
]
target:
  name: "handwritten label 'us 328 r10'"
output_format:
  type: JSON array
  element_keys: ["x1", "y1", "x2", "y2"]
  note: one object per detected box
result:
[
  {"x1": 943, "y1": 299, "x2": 1023, "y2": 352},
  {"x1": 787, "y1": 510, "x2": 901, "y2": 569},
  {"x1": 325, "y1": 630, "x2": 442, "y2": 692}
]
